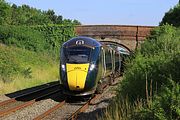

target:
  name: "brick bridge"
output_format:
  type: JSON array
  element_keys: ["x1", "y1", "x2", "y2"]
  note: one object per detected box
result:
[{"x1": 75, "y1": 25, "x2": 156, "y2": 51}]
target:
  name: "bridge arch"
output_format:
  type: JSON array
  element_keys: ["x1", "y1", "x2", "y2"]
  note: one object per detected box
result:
[
  {"x1": 75, "y1": 25, "x2": 155, "y2": 51},
  {"x1": 99, "y1": 40, "x2": 131, "y2": 54}
]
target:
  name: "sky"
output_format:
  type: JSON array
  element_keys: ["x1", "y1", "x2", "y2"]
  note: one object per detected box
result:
[{"x1": 6, "y1": 0, "x2": 179, "y2": 26}]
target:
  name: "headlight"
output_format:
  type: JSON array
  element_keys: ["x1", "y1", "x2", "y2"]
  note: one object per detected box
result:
[
  {"x1": 90, "y1": 64, "x2": 95, "y2": 71},
  {"x1": 61, "y1": 64, "x2": 66, "y2": 71}
]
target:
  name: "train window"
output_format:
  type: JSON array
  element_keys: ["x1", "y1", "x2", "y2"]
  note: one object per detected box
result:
[
  {"x1": 65, "y1": 46, "x2": 92, "y2": 63},
  {"x1": 105, "y1": 49, "x2": 112, "y2": 70}
]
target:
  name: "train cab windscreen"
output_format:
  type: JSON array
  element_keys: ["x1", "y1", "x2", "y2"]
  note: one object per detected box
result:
[{"x1": 65, "y1": 46, "x2": 92, "y2": 63}]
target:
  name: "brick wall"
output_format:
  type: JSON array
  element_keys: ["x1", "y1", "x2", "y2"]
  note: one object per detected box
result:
[{"x1": 75, "y1": 25, "x2": 155, "y2": 50}]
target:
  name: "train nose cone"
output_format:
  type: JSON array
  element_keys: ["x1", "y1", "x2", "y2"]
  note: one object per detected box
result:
[{"x1": 66, "y1": 63, "x2": 89, "y2": 91}]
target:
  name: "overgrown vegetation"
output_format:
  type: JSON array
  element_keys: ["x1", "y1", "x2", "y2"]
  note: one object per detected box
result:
[
  {"x1": 120, "y1": 25, "x2": 179, "y2": 101},
  {"x1": 33, "y1": 25, "x2": 76, "y2": 55},
  {"x1": 160, "y1": 1, "x2": 180, "y2": 27},
  {"x1": 103, "y1": 2, "x2": 180, "y2": 119},
  {"x1": 0, "y1": 25, "x2": 75, "y2": 55},
  {"x1": 0, "y1": 0, "x2": 77, "y2": 94},
  {"x1": 103, "y1": 23, "x2": 180, "y2": 120},
  {"x1": 0, "y1": 25, "x2": 46, "y2": 52},
  {"x1": 0, "y1": 44, "x2": 59, "y2": 94},
  {"x1": 0, "y1": 0, "x2": 81, "y2": 25}
]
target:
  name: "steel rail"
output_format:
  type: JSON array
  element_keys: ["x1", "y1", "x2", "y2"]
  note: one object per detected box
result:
[
  {"x1": 33, "y1": 79, "x2": 110, "y2": 119},
  {"x1": 67, "y1": 94, "x2": 101, "y2": 120},
  {"x1": 0, "y1": 98, "x2": 16, "y2": 106},
  {"x1": 68, "y1": 83, "x2": 109, "y2": 120},
  {"x1": 33, "y1": 100, "x2": 66, "y2": 120},
  {"x1": 0, "y1": 82, "x2": 59, "y2": 107},
  {"x1": 0, "y1": 89, "x2": 61, "y2": 117}
]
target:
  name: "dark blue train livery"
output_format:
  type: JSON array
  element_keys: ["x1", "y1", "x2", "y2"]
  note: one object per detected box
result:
[{"x1": 60, "y1": 36, "x2": 125, "y2": 96}]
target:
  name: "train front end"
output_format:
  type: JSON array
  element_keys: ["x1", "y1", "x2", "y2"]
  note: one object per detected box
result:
[{"x1": 60, "y1": 37, "x2": 102, "y2": 96}]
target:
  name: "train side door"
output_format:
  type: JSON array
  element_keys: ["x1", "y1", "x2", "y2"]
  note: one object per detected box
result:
[
  {"x1": 112, "y1": 51, "x2": 115, "y2": 75},
  {"x1": 119, "y1": 53, "x2": 122, "y2": 73},
  {"x1": 101, "y1": 47, "x2": 106, "y2": 78}
]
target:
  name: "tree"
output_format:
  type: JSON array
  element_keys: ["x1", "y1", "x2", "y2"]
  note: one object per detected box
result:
[
  {"x1": 45, "y1": 9, "x2": 63, "y2": 24},
  {"x1": 56, "y1": 15, "x2": 63, "y2": 24},
  {"x1": 73, "y1": 19, "x2": 81, "y2": 25},
  {"x1": 0, "y1": 0, "x2": 81, "y2": 25},
  {"x1": 160, "y1": 3, "x2": 180, "y2": 27},
  {"x1": 0, "y1": 0, "x2": 11, "y2": 25}
]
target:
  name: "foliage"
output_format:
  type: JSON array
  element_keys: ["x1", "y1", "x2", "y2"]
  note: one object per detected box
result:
[
  {"x1": 0, "y1": 1, "x2": 78, "y2": 94},
  {"x1": 10, "y1": 4, "x2": 52, "y2": 25},
  {"x1": 0, "y1": 1, "x2": 77, "y2": 56},
  {"x1": 45, "y1": 9, "x2": 63, "y2": 24},
  {"x1": 119, "y1": 25, "x2": 180, "y2": 100},
  {"x1": 0, "y1": 45, "x2": 59, "y2": 94},
  {"x1": 0, "y1": 0, "x2": 11, "y2": 25},
  {"x1": 102, "y1": 81, "x2": 179, "y2": 120},
  {"x1": 32, "y1": 25, "x2": 76, "y2": 55},
  {"x1": 0, "y1": 0, "x2": 81, "y2": 25},
  {"x1": 132, "y1": 80, "x2": 180, "y2": 120},
  {"x1": 0, "y1": 25, "x2": 46, "y2": 52},
  {"x1": 0, "y1": 25, "x2": 76, "y2": 57},
  {"x1": 103, "y1": 24, "x2": 180, "y2": 120},
  {"x1": 0, "y1": 44, "x2": 58, "y2": 83},
  {"x1": 0, "y1": 44, "x2": 21, "y2": 82},
  {"x1": 160, "y1": 2, "x2": 180, "y2": 27}
]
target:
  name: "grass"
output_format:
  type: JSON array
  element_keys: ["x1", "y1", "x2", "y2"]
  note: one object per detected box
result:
[
  {"x1": 0, "y1": 65, "x2": 58, "y2": 94},
  {"x1": 0, "y1": 44, "x2": 59, "y2": 94},
  {"x1": 101, "y1": 91, "x2": 148, "y2": 120}
]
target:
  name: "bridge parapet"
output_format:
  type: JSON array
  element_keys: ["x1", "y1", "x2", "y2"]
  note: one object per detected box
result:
[{"x1": 75, "y1": 25, "x2": 156, "y2": 50}]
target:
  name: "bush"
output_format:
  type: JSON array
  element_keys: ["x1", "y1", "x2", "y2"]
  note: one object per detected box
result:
[
  {"x1": 0, "y1": 25, "x2": 76, "y2": 57},
  {"x1": 0, "y1": 45, "x2": 21, "y2": 82},
  {"x1": 33, "y1": 24, "x2": 76, "y2": 55},
  {"x1": 102, "y1": 24, "x2": 180, "y2": 120},
  {"x1": 119, "y1": 25, "x2": 180, "y2": 100},
  {"x1": 0, "y1": 25, "x2": 46, "y2": 52},
  {"x1": 132, "y1": 80, "x2": 180, "y2": 120},
  {"x1": 0, "y1": 44, "x2": 58, "y2": 83},
  {"x1": 140, "y1": 25, "x2": 179, "y2": 56},
  {"x1": 0, "y1": 44, "x2": 59, "y2": 94}
]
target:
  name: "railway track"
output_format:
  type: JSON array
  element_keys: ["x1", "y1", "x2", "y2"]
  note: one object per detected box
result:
[
  {"x1": 0, "y1": 78, "x2": 119, "y2": 120},
  {"x1": 68, "y1": 94, "x2": 101, "y2": 120},
  {"x1": 32, "y1": 94, "x2": 101, "y2": 120},
  {"x1": 33, "y1": 84, "x2": 109, "y2": 120},
  {"x1": 0, "y1": 82, "x2": 61, "y2": 117}
]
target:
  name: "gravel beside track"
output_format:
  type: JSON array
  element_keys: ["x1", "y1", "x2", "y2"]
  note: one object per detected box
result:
[
  {"x1": 44, "y1": 77, "x2": 121, "y2": 120},
  {"x1": 0, "y1": 92, "x2": 63, "y2": 120},
  {"x1": 0, "y1": 78, "x2": 121, "y2": 120},
  {"x1": 0, "y1": 101, "x2": 24, "y2": 111},
  {"x1": 43, "y1": 102, "x2": 85, "y2": 120},
  {"x1": 0, "y1": 95, "x2": 10, "y2": 102},
  {"x1": 77, "y1": 77, "x2": 121, "y2": 120}
]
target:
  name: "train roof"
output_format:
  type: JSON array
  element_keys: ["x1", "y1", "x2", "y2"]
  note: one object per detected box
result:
[{"x1": 63, "y1": 36, "x2": 102, "y2": 48}]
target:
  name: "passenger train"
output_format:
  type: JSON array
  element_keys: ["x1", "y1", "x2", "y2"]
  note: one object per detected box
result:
[{"x1": 60, "y1": 36, "x2": 126, "y2": 96}]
